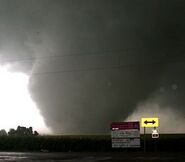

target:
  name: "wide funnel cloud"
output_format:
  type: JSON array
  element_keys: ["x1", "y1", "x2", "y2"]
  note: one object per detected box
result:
[{"x1": 0, "y1": 0, "x2": 185, "y2": 134}]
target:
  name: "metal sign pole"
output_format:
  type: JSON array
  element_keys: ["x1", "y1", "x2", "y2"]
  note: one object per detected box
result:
[
  {"x1": 144, "y1": 127, "x2": 146, "y2": 152},
  {"x1": 152, "y1": 127, "x2": 159, "y2": 152},
  {"x1": 155, "y1": 139, "x2": 157, "y2": 152}
]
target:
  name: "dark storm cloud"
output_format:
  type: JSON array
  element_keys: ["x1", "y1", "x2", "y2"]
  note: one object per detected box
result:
[
  {"x1": 0, "y1": 0, "x2": 185, "y2": 134},
  {"x1": 0, "y1": 0, "x2": 45, "y2": 72}
]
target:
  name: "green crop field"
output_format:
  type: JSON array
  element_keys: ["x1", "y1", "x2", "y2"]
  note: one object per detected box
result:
[{"x1": 0, "y1": 134, "x2": 184, "y2": 152}]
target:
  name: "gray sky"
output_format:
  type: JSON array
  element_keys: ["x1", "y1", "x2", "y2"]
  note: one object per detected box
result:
[{"x1": 0, "y1": 0, "x2": 185, "y2": 134}]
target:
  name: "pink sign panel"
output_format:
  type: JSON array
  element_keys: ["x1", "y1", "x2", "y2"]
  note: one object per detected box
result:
[{"x1": 111, "y1": 121, "x2": 140, "y2": 130}]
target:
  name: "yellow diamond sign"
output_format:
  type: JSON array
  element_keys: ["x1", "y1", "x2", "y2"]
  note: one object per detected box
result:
[{"x1": 141, "y1": 117, "x2": 159, "y2": 127}]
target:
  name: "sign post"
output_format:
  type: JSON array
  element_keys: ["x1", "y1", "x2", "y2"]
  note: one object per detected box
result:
[
  {"x1": 144, "y1": 126, "x2": 146, "y2": 152},
  {"x1": 141, "y1": 117, "x2": 159, "y2": 152},
  {"x1": 152, "y1": 127, "x2": 159, "y2": 152}
]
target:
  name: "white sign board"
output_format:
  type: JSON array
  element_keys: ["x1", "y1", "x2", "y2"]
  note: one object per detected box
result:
[
  {"x1": 111, "y1": 122, "x2": 140, "y2": 148},
  {"x1": 152, "y1": 128, "x2": 159, "y2": 138},
  {"x1": 112, "y1": 138, "x2": 140, "y2": 148},
  {"x1": 111, "y1": 129, "x2": 140, "y2": 138}
]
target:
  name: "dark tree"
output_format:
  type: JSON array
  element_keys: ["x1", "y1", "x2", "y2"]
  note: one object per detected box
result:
[
  {"x1": 33, "y1": 131, "x2": 39, "y2": 136},
  {"x1": 0, "y1": 129, "x2": 7, "y2": 136},
  {"x1": 8, "y1": 126, "x2": 39, "y2": 136},
  {"x1": 8, "y1": 129, "x2": 16, "y2": 136}
]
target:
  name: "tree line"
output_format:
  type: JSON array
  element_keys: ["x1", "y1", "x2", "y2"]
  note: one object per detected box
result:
[{"x1": 0, "y1": 126, "x2": 39, "y2": 136}]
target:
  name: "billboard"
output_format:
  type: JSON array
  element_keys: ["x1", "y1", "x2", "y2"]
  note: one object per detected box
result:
[{"x1": 111, "y1": 121, "x2": 140, "y2": 148}]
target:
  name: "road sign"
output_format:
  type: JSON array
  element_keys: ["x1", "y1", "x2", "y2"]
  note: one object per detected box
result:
[
  {"x1": 141, "y1": 117, "x2": 159, "y2": 127},
  {"x1": 111, "y1": 121, "x2": 140, "y2": 148},
  {"x1": 152, "y1": 127, "x2": 159, "y2": 138}
]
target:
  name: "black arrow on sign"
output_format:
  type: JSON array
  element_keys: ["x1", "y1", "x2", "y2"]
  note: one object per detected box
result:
[{"x1": 144, "y1": 120, "x2": 156, "y2": 125}]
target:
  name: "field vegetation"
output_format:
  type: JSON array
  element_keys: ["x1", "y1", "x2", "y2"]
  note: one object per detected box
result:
[{"x1": 0, "y1": 134, "x2": 184, "y2": 152}]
